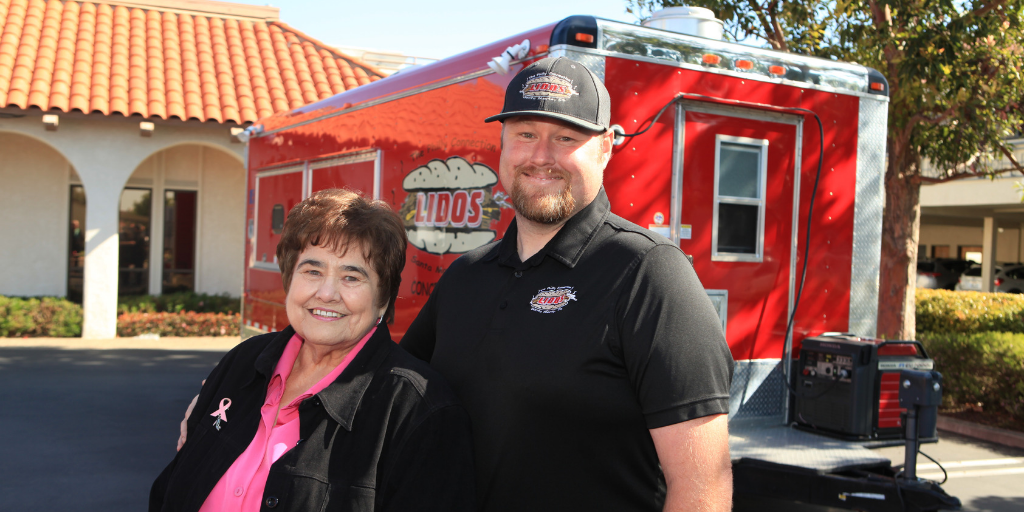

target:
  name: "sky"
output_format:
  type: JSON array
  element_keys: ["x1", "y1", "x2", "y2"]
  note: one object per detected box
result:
[{"x1": 232, "y1": 0, "x2": 643, "y2": 60}]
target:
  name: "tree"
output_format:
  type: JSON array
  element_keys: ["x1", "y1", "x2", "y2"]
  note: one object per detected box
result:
[{"x1": 629, "y1": 0, "x2": 1024, "y2": 339}]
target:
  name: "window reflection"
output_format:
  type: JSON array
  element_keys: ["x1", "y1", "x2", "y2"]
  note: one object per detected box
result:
[
  {"x1": 67, "y1": 185, "x2": 86, "y2": 303},
  {"x1": 163, "y1": 190, "x2": 197, "y2": 293},
  {"x1": 119, "y1": 188, "x2": 151, "y2": 296}
]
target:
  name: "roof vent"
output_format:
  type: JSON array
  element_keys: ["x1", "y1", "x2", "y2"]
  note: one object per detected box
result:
[{"x1": 642, "y1": 7, "x2": 724, "y2": 40}]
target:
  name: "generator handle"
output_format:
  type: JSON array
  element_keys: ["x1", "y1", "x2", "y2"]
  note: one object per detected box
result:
[{"x1": 876, "y1": 340, "x2": 930, "y2": 359}]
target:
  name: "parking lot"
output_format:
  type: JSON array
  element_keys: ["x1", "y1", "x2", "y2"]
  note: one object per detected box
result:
[{"x1": 1, "y1": 339, "x2": 1021, "y2": 511}]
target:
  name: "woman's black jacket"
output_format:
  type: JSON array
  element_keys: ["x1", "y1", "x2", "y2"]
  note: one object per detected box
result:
[{"x1": 150, "y1": 324, "x2": 476, "y2": 512}]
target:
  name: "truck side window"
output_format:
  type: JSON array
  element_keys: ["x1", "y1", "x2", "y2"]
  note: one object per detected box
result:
[
  {"x1": 712, "y1": 136, "x2": 767, "y2": 261},
  {"x1": 271, "y1": 204, "x2": 285, "y2": 234}
]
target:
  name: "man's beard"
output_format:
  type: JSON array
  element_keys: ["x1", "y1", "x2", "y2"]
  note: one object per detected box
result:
[{"x1": 509, "y1": 167, "x2": 575, "y2": 225}]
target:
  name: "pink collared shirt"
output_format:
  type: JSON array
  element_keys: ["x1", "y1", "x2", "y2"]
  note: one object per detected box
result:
[{"x1": 199, "y1": 328, "x2": 375, "y2": 512}]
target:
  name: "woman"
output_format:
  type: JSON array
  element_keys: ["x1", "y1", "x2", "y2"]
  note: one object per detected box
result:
[{"x1": 151, "y1": 189, "x2": 475, "y2": 512}]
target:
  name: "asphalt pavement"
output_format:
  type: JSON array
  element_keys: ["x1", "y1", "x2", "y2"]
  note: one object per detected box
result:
[{"x1": 0, "y1": 340, "x2": 232, "y2": 511}]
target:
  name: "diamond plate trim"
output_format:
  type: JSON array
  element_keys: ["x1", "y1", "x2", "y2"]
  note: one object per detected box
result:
[
  {"x1": 849, "y1": 97, "x2": 888, "y2": 337},
  {"x1": 549, "y1": 49, "x2": 606, "y2": 82},
  {"x1": 729, "y1": 424, "x2": 891, "y2": 471},
  {"x1": 729, "y1": 360, "x2": 786, "y2": 423}
]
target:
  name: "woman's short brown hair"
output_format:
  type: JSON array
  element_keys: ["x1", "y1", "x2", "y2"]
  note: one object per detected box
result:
[{"x1": 276, "y1": 189, "x2": 407, "y2": 323}]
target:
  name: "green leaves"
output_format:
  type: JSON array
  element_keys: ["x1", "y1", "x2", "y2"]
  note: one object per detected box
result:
[
  {"x1": 0, "y1": 296, "x2": 82, "y2": 337},
  {"x1": 0, "y1": 294, "x2": 241, "y2": 337},
  {"x1": 919, "y1": 330, "x2": 1024, "y2": 420}
]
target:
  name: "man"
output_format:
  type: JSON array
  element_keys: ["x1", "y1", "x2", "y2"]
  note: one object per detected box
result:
[
  {"x1": 400, "y1": 57, "x2": 734, "y2": 511},
  {"x1": 178, "y1": 57, "x2": 733, "y2": 510}
]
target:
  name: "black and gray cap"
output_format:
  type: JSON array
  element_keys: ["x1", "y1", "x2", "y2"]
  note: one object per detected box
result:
[{"x1": 484, "y1": 57, "x2": 610, "y2": 133}]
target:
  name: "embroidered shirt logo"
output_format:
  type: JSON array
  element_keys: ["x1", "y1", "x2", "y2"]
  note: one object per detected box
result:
[
  {"x1": 530, "y1": 286, "x2": 577, "y2": 313},
  {"x1": 521, "y1": 72, "x2": 579, "y2": 101}
]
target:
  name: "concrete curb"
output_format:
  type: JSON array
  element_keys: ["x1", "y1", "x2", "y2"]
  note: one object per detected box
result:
[
  {"x1": 938, "y1": 415, "x2": 1024, "y2": 450},
  {"x1": 0, "y1": 336, "x2": 243, "y2": 351}
]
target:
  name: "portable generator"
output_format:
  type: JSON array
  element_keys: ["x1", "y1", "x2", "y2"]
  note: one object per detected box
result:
[{"x1": 792, "y1": 334, "x2": 937, "y2": 440}]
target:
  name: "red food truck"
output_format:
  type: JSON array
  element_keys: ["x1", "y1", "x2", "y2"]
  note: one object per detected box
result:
[{"x1": 238, "y1": 13, "x2": 959, "y2": 511}]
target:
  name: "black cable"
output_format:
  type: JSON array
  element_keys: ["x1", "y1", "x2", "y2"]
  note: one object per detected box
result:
[
  {"x1": 919, "y1": 450, "x2": 949, "y2": 485},
  {"x1": 893, "y1": 469, "x2": 907, "y2": 511},
  {"x1": 780, "y1": 108, "x2": 824, "y2": 398},
  {"x1": 615, "y1": 93, "x2": 683, "y2": 143}
]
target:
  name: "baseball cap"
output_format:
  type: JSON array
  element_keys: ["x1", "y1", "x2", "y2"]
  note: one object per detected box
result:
[{"x1": 484, "y1": 57, "x2": 611, "y2": 133}]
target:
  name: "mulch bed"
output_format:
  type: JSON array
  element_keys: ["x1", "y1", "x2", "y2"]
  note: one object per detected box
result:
[{"x1": 941, "y1": 407, "x2": 1024, "y2": 434}]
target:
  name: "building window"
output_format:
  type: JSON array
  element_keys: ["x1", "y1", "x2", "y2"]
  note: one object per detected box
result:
[
  {"x1": 959, "y1": 245, "x2": 983, "y2": 264},
  {"x1": 271, "y1": 204, "x2": 285, "y2": 234},
  {"x1": 67, "y1": 185, "x2": 87, "y2": 303},
  {"x1": 119, "y1": 188, "x2": 152, "y2": 296},
  {"x1": 163, "y1": 190, "x2": 197, "y2": 293},
  {"x1": 712, "y1": 135, "x2": 768, "y2": 261},
  {"x1": 931, "y1": 245, "x2": 951, "y2": 258}
]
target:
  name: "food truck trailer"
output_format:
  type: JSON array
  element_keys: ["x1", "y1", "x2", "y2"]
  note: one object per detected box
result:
[{"x1": 238, "y1": 10, "x2": 960, "y2": 511}]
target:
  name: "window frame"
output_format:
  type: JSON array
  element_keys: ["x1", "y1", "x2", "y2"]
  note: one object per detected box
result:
[{"x1": 711, "y1": 134, "x2": 768, "y2": 262}]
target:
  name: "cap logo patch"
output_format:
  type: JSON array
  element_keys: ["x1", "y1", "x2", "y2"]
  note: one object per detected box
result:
[
  {"x1": 530, "y1": 286, "x2": 577, "y2": 313},
  {"x1": 521, "y1": 72, "x2": 579, "y2": 102}
]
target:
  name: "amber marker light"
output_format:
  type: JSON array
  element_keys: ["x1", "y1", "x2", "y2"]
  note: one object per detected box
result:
[
  {"x1": 870, "y1": 82, "x2": 885, "y2": 91},
  {"x1": 575, "y1": 33, "x2": 595, "y2": 43},
  {"x1": 769, "y1": 65, "x2": 785, "y2": 76},
  {"x1": 735, "y1": 59, "x2": 753, "y2": 70},
  {"x1": 702, "y1": 54, "x2": 721, "y2": 65}
]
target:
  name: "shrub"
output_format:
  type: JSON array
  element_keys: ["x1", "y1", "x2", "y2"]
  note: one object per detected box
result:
[
  {"x1": 918, "y1": 330, "x2": 1024, "y2": 421},
  {"x1": 916, "y1": 289, "x2": 1024, "y2": 334},
  {"x1": 0, "y1": 296, "x2": 83, "y2": 337},
  {"x1": 117, "y1": 292, "x2": 240, "y2": 315},
  {"x1": 117, "y1": 312, "x2": 240, "y2": 337}
]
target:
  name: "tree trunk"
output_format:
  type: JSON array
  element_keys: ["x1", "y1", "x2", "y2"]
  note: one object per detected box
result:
[{"x1": 877, "y1": 153, "x2": 921, "y2": 340}]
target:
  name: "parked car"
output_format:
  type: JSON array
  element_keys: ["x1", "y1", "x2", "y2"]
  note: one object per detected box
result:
[
  {"x1": 995, "y1": 264, "x2": 1024, "y2": 293},
  {"x1": 957, "y1": 264, "x2": 1004, "y2": 291},
  {"x1": 917, "y1": 259, "x2": 968, "y2": 290},
  {"x1": 954, "y1": 263, "x2": 1024, "y2": 292}
]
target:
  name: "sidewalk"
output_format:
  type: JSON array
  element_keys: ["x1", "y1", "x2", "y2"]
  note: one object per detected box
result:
[{"x1": 0, "y1": 336, "x2": 243, "y2": 351}]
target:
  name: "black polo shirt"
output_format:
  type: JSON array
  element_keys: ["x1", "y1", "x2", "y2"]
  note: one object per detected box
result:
[{"x1": 401, "y1": 188, "x2": 734, "y2": 512}]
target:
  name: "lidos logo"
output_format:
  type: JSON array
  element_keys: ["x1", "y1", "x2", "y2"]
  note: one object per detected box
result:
[
  {"x1": 521, "y1": 72, "x2": 579, "y2": 102},
  {"x1": 530, "y1": 286, "x2": 577, "y2": 313},
  {"x1": 399, "y1": 157, "x2": 504, "y2": 255}
]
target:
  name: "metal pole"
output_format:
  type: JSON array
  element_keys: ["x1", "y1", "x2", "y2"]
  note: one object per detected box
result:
[{"x1": 903, "y1": 406, "x2": 919, "y2": 481}]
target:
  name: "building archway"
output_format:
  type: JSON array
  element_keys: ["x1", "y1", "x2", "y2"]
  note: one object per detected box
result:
[
  {"x1": 119, "y1": 143, "x2": 246, "y2": 297},
  {"x1": 0, "y1": 130, "x2": 78, "y2": 297}
]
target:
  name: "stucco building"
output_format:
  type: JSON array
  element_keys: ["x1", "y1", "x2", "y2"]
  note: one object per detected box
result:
[
  {"x1": 919, "y1": 136, "x2": 1024, "y2": 291},
  {"x1": 0, "y1": 0, "x2": 383, "y2": 337}
]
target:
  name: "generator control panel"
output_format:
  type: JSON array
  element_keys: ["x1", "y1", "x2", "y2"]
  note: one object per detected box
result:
[
  {"x1": 801, "y1": 351, "x2": 853, "y2": 382},
  {"x1": 794, "y1": 334, "x2": 935, "y2": 440}
]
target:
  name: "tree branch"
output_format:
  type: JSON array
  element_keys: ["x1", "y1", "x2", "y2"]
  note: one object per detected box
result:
[
  {"x1": 907, "y1": 106, "x2": 959, "y2": 128},
  {"x1": 996, "y1": 142, "x2": 1024, "y2": 171},
  {"x1": 866, "y1": 0, "x2": 902, "y2": 94},
  {"x1": 961, "y1": 0, "x2": 1009, "y2": 24},
  {"x1": 768, "y1": 6, "x2": 789, "y2": 52},
  {"x1": 746, "y1": 0, "x2": 785, "y2": 50},
  {"x1": 918, "y1": 167, "x2": 1019, "y2": 183}
]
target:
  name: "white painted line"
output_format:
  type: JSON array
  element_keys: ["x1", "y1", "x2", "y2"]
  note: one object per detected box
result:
[
  {"x1": 918, "y1": 467, "x2": 1024, "y2": 480},
  {"x1": 916, "y1": 458, "x2": 1023, "y2": 471}
]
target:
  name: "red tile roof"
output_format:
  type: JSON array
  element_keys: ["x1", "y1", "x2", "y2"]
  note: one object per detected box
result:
[{"x1": 0, "y1": 0, "x2": 384, "y2": 124}]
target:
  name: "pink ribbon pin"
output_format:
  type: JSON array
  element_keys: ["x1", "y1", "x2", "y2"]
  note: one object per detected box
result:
[{"x1": 211, "y1": 398, "x2": 231, "y2": 430}]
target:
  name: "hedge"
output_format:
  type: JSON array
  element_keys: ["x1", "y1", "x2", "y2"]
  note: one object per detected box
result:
[
  {"x1": 117, "y1": 292, "x2": 240, "y2": 315},
  {"x1": 918, "y1": 330, "x2": 1024, "y2": 421},
  {"x1": 916, "y1": 288, "x2": 1024, "y2": 333},
  {"x1": 0, "y1": 294, "x2": 240, "y2": 337},
  {"x1": 117, "y1": 312, "x2": 240, "y2": 337},
  {"x1": 0, "y1": 296, "x2": 83, "y2": 337}
]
